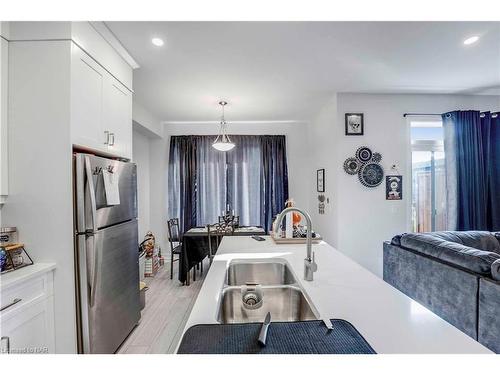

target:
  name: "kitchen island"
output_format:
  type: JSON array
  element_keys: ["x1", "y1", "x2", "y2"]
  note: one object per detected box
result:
[{"x1": 179, "y1": 236, "x2": 491, "y2": 354}]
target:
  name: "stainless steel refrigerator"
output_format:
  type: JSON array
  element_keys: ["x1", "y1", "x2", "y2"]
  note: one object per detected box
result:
[{"x1": 73, "y1": 153, "x2": 140, "y2": 354}]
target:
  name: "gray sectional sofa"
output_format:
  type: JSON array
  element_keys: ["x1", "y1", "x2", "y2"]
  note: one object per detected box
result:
[{"x1": 383, "y1": 231, "x2": 500, "y2": 353}]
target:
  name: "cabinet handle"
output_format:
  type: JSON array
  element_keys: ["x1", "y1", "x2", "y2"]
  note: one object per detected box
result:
[
  {"x1": 104, "y1": 131, "x2": 110, "y2": 145},
  {"x1": 0, "y1": 298, "x2": 22, "y2": 312},
  {"x1": 1, "y1": 336, "x2": 10, "y2": 354},
  {"x1": 109, "y1": 133, "x2": 115, "y2": 146}
]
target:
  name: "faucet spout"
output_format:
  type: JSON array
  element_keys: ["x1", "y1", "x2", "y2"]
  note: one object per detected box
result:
[{"x1": 273, "y1": 207, "x2": 317, "y2": 281}]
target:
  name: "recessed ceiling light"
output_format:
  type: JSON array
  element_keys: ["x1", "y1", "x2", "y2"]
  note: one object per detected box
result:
[
  {"x1": 151, "y1": 37, "x2": 164, "y2": 47},
  {"x1": 463, "y1": 36, "x2": 479, "y2": 45}
]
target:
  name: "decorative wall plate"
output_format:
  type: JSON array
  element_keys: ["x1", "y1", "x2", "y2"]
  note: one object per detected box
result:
[
  {"x1": 356, "y1": 146, "x2": 373, "y2": 163},
  {"x1": 358, "y1": 162, "x2": 384, "y2": 188},
  {"x1": 343, "y1": 157, "x2": 361, "y2": 175},
  {"x1": 372, "y1": 152, "x2": 382, "y2": 163}
]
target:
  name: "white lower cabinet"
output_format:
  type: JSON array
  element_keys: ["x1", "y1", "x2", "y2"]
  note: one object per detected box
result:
[{"x1": 0, "y1": 264, "x2": 56, "y2": 354}]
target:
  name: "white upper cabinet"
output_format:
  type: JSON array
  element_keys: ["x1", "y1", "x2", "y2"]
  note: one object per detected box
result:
[
  {"x1": 0, "y1": 37, "x2": 8, "y2": 203},
  {"x1": 8, "y1": 21, "x2": 135, "y2": 90},
  {"x1": 8, "y1": 22, "x2": 135, "y2": 160},
  {"x1": 70, "y1": 43, "x2": 133, "y2": 159},
  {"x1": 71, "y1": 44, "x2": 106, "y2": 153},
  {"x1": 103, "y1": 76, "x2": 132, "y2": 159}
]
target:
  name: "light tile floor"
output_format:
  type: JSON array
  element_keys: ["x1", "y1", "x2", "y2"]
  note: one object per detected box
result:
[{"x1": 117, "y1": 258, "x2": 206, "y2": 354}]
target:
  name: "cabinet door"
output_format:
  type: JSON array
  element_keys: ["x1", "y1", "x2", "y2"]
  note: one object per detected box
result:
[
  {"x1": 71, "y1": 44, "x2": 107, "y2": 152},
  {"x1": 0, "y1": 38, "x2": 8, "y2": 202},
  {"x1": 103, "y1": 76, "x2": 132, "y2": 159},
  {"x1": 1, "y1": 297, "x2": 55, "y2": 354}
]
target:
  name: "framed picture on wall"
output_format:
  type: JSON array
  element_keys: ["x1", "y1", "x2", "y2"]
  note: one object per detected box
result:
[
  {"x1": 386, "y1": 175, "x2": 403, "y2": 200},
  {"x1": 317, "y1": 169, "x2": 325, "y2": 192},
  {"x1": 345, "y1": 113, "x2": 364, "y2": 135}
]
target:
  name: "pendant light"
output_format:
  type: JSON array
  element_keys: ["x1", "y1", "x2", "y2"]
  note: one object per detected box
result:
[{"x1": 212, "y1": 101, "x2": 235, "y2": 151}]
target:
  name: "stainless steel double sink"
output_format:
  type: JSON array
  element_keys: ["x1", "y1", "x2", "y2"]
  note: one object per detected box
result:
[{"x1": 217, "y1": 259, "x2": 319, "y2": 324}]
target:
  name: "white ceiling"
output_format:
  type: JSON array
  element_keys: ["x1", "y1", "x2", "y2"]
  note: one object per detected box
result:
[{"x1": 106, "y1": 21, "x2": 500, "y2": 122}]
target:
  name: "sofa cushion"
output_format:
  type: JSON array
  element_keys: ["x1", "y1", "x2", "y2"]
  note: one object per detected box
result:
[
  {"x1": 400, "y1": 233, "x2": 500, "y2": 276},
  {"x1": 491, "y1": 259, "x2": 500, "y2": 281},
  {"x1": 429, "y1": 231, "x2": 500, "y2": 254}
]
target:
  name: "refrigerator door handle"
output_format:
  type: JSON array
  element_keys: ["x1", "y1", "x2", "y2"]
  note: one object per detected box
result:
[
  {"x1": 77, "y1": 234, "x2": 91, "y2": 353},
  {"x1": 88, "y1": 234, "x2": 99, "y2": 308},
  {"x1": 84, "y1": 155, "x2": 98, "y2": 233}
]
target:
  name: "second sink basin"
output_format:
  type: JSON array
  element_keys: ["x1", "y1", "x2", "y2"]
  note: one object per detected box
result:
[
  {"x1": 218, "y1": 285, "x2": 319, "y2": 324},
  {"x1": 226, "y1": 259, "x2": 296, "y2": 286},
  {"x1": 218, "y1": 259, "x2": 319, "y2": 324}
]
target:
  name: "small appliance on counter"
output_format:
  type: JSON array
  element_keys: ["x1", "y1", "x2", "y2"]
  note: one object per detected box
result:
[
  {"x1": 0, "y1": 227, "x2": 19, "y2": 246},
  {"x1": 0, "y1": 227, "x2": 34, "y2": 273}
]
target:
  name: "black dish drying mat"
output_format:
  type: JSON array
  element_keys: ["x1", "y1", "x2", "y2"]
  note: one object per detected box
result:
[{"x1": 177, "y1": 319, "x2": 376, "y2": 354}]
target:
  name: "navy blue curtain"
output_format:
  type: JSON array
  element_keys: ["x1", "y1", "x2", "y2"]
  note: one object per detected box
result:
[
  {"x1": 260, "y1": 135, "x2": 289, "y2": 232},
  {"x1": 168, "y1": 136, "x2": 198, "y2": 234},
  {"x1": 487, "y1": 113, "x2": 500, "y2": 230},
  {"x1": 168, "y1": 135, "x2": 289, "y2": 233},
  {"x1": 442, "y1": 111, "x2": 500, "y2": 231}
]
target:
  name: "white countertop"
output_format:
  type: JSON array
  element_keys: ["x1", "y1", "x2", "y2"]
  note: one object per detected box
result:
[
  {"x1": 181, "y1": 236, "x2": 492, "y2": 354},
  {"x1": 0, "y1": 263, "x2": 56, "y2": 290}
]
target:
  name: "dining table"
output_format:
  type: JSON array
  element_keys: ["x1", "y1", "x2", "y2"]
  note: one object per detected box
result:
[{"x1": 179, "y1": 226, "x2": 266, "y2": 285}]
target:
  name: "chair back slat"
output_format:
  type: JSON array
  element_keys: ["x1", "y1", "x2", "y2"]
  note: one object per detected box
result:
[{"x1": 167, "y1": 218, "x2": 181, "y2": 243}]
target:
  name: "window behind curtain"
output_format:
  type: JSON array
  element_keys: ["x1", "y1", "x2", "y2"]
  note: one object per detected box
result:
[
  {"x1": 410, "y1": 117, "x2": 448, "y2": 232},
  {"x1": 168, "y1": 135, "x2": 288, "y2": 233},
  {"x1": 195, "y1": 136, "x2": 227, "y2": 225},
  {"x1": 226, "y1": 136, "x2": 263, "y2": 226}
]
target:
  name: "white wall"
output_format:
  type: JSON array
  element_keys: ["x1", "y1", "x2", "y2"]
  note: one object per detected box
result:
[
  {"x1": 310, "y1": 93, "x2": 500, "y2": 277},
  {"x1": 132, "y1": 127, "x2": 152, "y2": 239},
  {"x1": 3, "y1": 41, "x2": 77, "y2": 353},
  {"x1": 132, "y1": 99, "x2": 164, "y2": 245},
  {"x1": 307, "y1": 96, "x2": 338, "y2": 246},
  {"x1": 149, "y1": 121, "x2": 310, "y2": 253},
  {"x1": 132, "y1": 100, "x2": 163, "y2": 138}
]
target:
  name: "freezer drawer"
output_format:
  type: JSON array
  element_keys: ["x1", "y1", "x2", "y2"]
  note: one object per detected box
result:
[
  {"x1": 75, "y1": 153, "x2": 137, "y2": 232},
  {"x1": 77, "y1": 219, "x2": 140, "y2": 354}
]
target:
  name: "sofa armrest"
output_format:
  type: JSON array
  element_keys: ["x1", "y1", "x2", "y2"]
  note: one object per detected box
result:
[
  {"x1": 478, "y1": 278, "x2": 500, "y2": 353},
  {"x1": 400, "y1": 233, "x2": 500, "y2": 276},
  {"x1": 383, "y1": 241, "x2": 479, "y2": 339},
  {"x1": 491, "y1": 259, "x2": 500, "y2": 281}
]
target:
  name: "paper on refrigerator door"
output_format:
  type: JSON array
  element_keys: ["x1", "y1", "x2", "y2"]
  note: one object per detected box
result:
[{"x1": 103, "y1": 169, "x2": 120, "y2": 205}]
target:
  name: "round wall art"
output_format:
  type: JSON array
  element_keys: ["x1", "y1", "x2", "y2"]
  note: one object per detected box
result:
[
  {"x1": 358, "y1": 162, "x2": 384, "y2": 187},
  {"x1": 356, "y1": 146, "x2": 373, "y2": 163},
  {"x1": 372, "y1": 152, "x2": 382, "y2": 163},
  {"x1": 343, "y1": 157, "x2": 361, "y2": 175},
  {"x1": 343, "y1": 146, "x2": 384, "y2": 188}
]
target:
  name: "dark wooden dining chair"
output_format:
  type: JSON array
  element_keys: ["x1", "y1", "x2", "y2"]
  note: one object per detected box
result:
[
  {"x1": 207, "y1": 222, "x2": 234, "y2": 265},
  {"x1": 167, "y1": 218, "x2": 182, "y2": 280}
]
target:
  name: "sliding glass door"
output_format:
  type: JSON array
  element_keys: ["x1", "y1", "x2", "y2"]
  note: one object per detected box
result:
[{"x1": 410, "y1": 118, "x2": 447, "y2": 233}]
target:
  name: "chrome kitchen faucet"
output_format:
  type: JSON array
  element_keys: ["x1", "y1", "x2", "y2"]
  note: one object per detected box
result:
[{"x1": 273, "y1": 207, "x2": 317, "y2": 281}]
